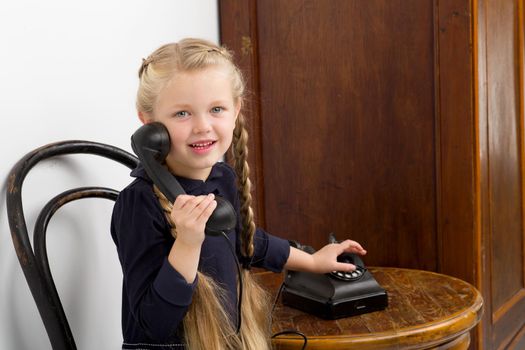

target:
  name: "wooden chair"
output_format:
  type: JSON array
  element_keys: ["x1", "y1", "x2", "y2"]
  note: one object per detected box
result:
[{"x1": 6, "y1": 140, "x2": 138, "y2": 350}]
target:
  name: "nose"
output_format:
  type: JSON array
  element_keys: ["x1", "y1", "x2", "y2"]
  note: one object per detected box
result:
[{"x1": 192, "y1": 114, "x2": 212, "y2": 134}]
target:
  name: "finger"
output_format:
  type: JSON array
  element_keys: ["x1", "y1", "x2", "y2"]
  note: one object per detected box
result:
[
  {"x1": 190, "y1": 194, "x2": 215, "y2": 217},
  {"x1": 183, "y1": 194, "x2": 212, "y2": 214},
  {"x1": 341, "y1": 239, "x2": 367, "y2": 254},
  {"x1": 196, "y1": 198, "x2": 217, "y2": 222},
  {"x1": 334, "y1": 261, "x2": 356, "y2": 272},
  {"x1": 173, "y1": 195, "x2": 195, "y2": 210}
]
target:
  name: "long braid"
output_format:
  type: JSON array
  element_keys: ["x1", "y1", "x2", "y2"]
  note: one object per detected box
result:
[
  {"x1": 232, "y1": 112, "x2": 256, "y2": 259},
  {"x1": 154, "y1": 185, "x2": 176, "y2": 232},
  {"x1": 230, "y1": 114, "x2": 273, "y2": 348}
]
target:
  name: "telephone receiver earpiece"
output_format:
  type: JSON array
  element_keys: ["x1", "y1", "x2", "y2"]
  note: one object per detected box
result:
[{"x1": 131, "y1": 122, "x2": 237, "y2": 235}]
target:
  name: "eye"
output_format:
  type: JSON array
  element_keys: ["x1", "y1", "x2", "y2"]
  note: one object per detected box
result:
[
  {"x1": 173, "y1": 111, "x2": 189, "y2": 118},
  {"x1": 211, "y1": 106, "x2": 224, "y2": 114}
]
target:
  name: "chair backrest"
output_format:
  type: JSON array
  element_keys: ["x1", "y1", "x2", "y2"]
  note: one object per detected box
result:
[{"x1": 6, "y1": 140, "x2": 139, "y2": 350}]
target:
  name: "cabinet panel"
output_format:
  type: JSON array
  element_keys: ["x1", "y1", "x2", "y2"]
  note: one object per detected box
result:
[
  {"x1": 487, "y1": 0, "x2": 524, "y2": 310},
  {"x1": 256, "y1": 0, "x2": 437, "y2": 269},
  {"x1": 484, "y1": 0, "x2": 525, "y2": 347}
]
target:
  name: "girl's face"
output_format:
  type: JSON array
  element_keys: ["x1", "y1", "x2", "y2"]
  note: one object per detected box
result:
[{"x1": 143, "y1": 66, "x2": 240, "y2": 180}]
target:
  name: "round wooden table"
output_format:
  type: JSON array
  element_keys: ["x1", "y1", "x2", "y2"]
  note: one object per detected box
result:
[{"x1": 255, "y1": 267, "x2": 483, "y2": 350}]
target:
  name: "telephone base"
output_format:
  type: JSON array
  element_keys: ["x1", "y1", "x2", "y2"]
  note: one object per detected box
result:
[{"x1": 281, "y1": 269, "x2": 388, "y2": 319}]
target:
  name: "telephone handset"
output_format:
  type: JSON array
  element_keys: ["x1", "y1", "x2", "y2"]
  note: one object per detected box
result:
[{"x1": 131, "y1": 122, "x2": 237, "y2": 236}]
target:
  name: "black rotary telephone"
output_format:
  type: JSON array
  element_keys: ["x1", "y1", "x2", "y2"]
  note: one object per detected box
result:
[
  {"x1": 130, "y1": 122, "x2": 237, "y2": 235},
  {"x1": 282, "y1": 233, "x2": 388, "y2": 319}
]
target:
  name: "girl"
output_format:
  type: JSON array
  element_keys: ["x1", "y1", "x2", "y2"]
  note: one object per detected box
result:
[{"x1": 111, "y1": 38, "x2": 366, "y2": 350}]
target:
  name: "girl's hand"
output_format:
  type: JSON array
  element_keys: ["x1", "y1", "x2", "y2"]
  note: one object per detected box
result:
[
  {"x1": 285, "y1": 239, "x2": 367, "y2": 274},
  {"x1": 169, "y1": 193, "x2": 217, "y2": 247},
  {"x1": 310, "y1": 239, "x2": 367, "y2": 274}
]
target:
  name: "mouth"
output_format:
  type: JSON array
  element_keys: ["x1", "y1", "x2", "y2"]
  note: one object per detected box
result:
[{"x1": 189, "y1": 140, "x2": 217, "y2": 150}]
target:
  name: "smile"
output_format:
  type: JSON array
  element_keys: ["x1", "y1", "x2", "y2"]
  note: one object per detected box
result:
[{"x1": 189, "y1": 141, "x2": 216, "y2": 150}]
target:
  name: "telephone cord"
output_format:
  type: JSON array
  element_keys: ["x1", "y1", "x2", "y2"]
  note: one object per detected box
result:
[
  {"x1": 219, "y1": 232, "x2": 307, "y2": 349},
  {"x1": 219, "y1": 231, "x2": 243, "y2": 334},
  {"x1": 270, "y1": 280, "x2": 308, "y2": 349}
]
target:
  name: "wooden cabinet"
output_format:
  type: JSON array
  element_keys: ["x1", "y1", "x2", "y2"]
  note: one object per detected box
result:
[{"x1": 219, "y1": 0, "x2": 525, "y2": 348}]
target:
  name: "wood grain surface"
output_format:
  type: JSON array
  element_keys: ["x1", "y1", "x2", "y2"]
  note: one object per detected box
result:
[{"x1": 256, "y1": 268, "x2": 483, "y2": 349}]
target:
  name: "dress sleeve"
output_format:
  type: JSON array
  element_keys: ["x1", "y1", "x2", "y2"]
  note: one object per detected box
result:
[
  {"x1": 250, "y1": 227, "x2": 291, "y2": 271},
  {"x1": 111, "y1": 182, "x2": 196, "y2": 341}
]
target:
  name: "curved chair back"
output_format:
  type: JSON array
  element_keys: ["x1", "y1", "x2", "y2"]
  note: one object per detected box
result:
[{"x1": 6, "y1": 140, "x2": 139, "y2": 350}]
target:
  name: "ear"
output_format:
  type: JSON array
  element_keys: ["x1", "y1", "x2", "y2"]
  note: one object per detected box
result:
[{"x1": 138, "y1": 111, "x2": 153, "y2": 124}]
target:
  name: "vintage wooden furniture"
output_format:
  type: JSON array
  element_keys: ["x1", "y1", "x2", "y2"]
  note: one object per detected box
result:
[
  {"x1": 6, "y1": 141, "x2": 138, "y2": 350},
  {"x1": 257, "y1": 267, "x2": 483, "y2": 350}
]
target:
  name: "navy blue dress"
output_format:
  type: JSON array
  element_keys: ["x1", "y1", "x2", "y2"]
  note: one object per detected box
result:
[{"x1": 110, "y1": 162, "x2": 290, "y2": 349}]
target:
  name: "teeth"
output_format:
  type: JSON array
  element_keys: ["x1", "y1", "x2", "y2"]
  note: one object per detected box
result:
[{"x1": 191, "y1": 141, "x2": 214, "y2": 148}]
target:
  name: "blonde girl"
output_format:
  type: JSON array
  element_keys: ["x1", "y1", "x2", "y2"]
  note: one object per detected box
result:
[{"x1": 111, "y1": 38, "x2": 366, "y2": 350}]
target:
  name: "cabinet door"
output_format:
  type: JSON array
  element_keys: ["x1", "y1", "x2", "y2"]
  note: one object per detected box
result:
[
  {"x1": 220, "y1": 0, "x2": 438, "y2": 270},
  {"x1": 477, "y1": 0, "x2": 525, "y2": 348}
]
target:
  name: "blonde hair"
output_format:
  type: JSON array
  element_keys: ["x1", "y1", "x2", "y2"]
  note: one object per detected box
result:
[{"x1": 139, "y1": 38, "x2": 270, "y2": 349}]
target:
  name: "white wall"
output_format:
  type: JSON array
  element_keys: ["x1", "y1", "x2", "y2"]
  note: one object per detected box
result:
[{"x1": 0, "y1": 1, "x2": 219, "y2": 349}]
